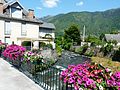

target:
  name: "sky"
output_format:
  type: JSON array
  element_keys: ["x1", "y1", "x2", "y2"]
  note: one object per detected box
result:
[{"x1": 18, "y1": 0, "x2": 120, "y2": 18}]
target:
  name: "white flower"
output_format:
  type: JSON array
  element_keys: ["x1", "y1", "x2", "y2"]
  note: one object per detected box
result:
[
  {"x1": 99, "y1": 85, "x2": 103, "y2": 90},
  {"x1": 79, "y1": 88, "x2": 83, "y2": 90},
  {"x1": 28, "y1": 57, "x2": 30, "y2": 60},
  {"x1": 110, "y1": 72, "x2": 113, "y2": 76}
]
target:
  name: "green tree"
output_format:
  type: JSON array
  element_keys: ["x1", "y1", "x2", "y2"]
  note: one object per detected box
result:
[
  {"x1": 85, "y1": 35, "x2": 103, "y2": 45},
  {"x1": 64, "y1": 25, "x2": 81, "y2": 45}
]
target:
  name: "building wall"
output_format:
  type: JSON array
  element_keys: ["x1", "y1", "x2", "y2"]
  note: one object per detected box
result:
[
  {"x1": 11, "y1": 21, "x2": 21, "y2": 44},
  {"x1": 27, "y1": 23, "x2": 39, "y2": 38},
  {"x1": 0, "y1": 20, "x2": 4, "y2": 42},
  {"x1": 0, "y1": 19, "x2": 56, "y2": 48},
  {"x1": 11, "y1": 22, "x2": 39, "y2": 45},
  {"x1": 0, "y1": 19, "x2": 40, "y2": 44}
]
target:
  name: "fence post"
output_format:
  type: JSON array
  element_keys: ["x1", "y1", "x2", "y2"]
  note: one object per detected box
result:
[{"x1": 66, "y1": 82, "x2": 68, "y2": 90}]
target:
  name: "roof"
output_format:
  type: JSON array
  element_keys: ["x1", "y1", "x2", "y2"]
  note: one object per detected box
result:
[
  {"x1": 40, "y1": 22, "x2": 55, "y2": 29},
  {"x1": 0, "y1": 0, "x2": 7, "y2": 4},
  {"x1": 105, "y1": 34, "x2": 120, "y2": 42},
  {"x1": 3, "y1": 0, "x2": 28, "y2": 15},
  {"x1": 0, "y1": 14, "x2": 43, "y2": 24},
  {"x1": 0, "y1": 0, "x2": 43, "y2": 24}
]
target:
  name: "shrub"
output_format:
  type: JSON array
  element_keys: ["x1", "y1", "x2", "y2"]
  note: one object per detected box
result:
[
  {"x1": 23, "y1": 51, "x2": 43, "y2": 63},
  {"x1": 3, "y1": 44, "x2": 26, "y2": 60},
  {"x1": 63, "y1": 42, "x2": 72, "y2": 50},
  {"x1": 46, "y1": 44, "x2": 53, "y2": 49},
  {"x1": 101, "y1": 44, "x2": 113, "y2": 56},
  {"x1": 75, "y1": 44, "x2": 88, "y2": 54},
  {"x1": 75, "y1": 46, "x2": 83, "y2": 54},
  {"x1": 56, "y1": 45, "x2": 62, "y2": 56},
  {"x1": 85, "y1": 50, "x2": 94, "y2": 57},
  {"x1": 22, "y1": 41, "x2": 33, "y2": 46},
  {"x1": 39, "y1": 42, "x2": 46, "y2": 48}
]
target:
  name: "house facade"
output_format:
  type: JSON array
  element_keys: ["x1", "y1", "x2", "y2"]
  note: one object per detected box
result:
[{"x1": 0, "y1": 0, "x2": 55, "y2": 49}]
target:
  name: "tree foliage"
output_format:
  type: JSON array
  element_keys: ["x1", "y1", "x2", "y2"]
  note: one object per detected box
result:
[
  {"x1": 64, "y1": 25, "x2": 81, "y2": 45},
  {"x1": 85, "y1": 35, "x2": 104, "y2": 45}
]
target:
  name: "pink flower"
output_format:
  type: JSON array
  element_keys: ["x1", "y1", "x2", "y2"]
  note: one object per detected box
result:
[
  {"x1": 77, "y1": 78, "x2": 82, "y2": 85},
  {"x1": 68, "y1": 77, "x2": 74, "y2": 83},
  {"x1": 74, "y1": 83, "x2": 79, "y2": 90},
  {"x1": 114, "y1": 72, "x2": 120, "y2": 79},
  {"x1": 105, "y1": 68, "x2": 111, "y2": 73},
  {"x1": 118, "y1": 87, "x2": 120, "y2": 90},
  {"x1": 64, "y1": 77, "x2": 67, "y2": 83}
]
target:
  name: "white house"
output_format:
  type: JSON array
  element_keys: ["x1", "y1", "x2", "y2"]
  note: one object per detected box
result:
[{"x1": 0, "y1": 0, "x2": 56, "y2": 49}]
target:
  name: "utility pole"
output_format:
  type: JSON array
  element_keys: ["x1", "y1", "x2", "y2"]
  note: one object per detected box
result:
[{"x1": 83, "y1": 25, "x2": 86, "y2": 42}]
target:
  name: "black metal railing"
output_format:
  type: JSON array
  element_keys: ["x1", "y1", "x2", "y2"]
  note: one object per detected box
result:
[{"x1": 0, "y1": 51, "x2": 74, "y2": 90}]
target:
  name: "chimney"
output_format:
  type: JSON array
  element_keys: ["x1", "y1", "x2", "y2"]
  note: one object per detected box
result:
[
  {"x1": 0, "y1": 2, "x2": 3, "y2": 14},
  {"x1": 28, "y1": 9, "x2": 34, "y2": 19}
]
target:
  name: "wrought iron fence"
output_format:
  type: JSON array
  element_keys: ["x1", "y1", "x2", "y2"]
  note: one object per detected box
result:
[{"x1": 0, "y1": 51, "x2": 74, "y2": 90}]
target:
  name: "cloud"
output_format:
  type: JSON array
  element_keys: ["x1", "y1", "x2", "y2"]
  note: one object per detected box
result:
[
  {"x1": 42, "y1": 0, "x2": 59, "y2": 8},
  {"x1": 76, "y1": 1, "x2": 84, "y2": 6},
  {"x1": 36, "y1": 7, "x2": 42, "y2": 10}
]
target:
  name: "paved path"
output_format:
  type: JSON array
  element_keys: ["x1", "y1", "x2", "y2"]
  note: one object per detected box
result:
[{"x1": 0, "y1": 58, "x2": 44, "y2": 90}]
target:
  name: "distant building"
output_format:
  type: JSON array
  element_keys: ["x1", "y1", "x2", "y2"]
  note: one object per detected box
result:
[
  {"x1": 0, "y1": 0, "x2": 55, "y2": 49},
  {"x1": 105, "y1": 34, "x2": 120, "y2": 46}
]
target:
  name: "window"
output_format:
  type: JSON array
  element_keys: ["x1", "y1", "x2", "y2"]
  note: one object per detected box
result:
[
  {"x1": 11, "y1": 8, "x2": 22, "y2": 18},
  {"x1": 5, "y1": 21, "x2": 11, "y2": 35},
  {"x1": 21, "y1": 23, "x2": 27, "y2": 36},
  {"x1": 39, "y1": 28, "x2": 52, "y2": 33},
  {"x1": 5, "y1": 37, "x2": 12, "y2": 45}
]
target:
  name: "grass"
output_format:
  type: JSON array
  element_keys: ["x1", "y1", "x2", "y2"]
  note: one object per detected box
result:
[{"x1": 91, "y1": 57, "x2": 120, "y2": 73}]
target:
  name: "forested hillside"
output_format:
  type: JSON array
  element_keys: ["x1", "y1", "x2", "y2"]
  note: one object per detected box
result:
[{"x1": 41, "y1": 8, "x2": 120, "y2": 36}]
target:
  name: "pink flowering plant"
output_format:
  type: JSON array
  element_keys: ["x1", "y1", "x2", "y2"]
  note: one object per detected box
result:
[
  {"x1": 3, "y1": 44, "x2": 26, "y2": 60},
  {"x1": 61, "y1": 63, "x2": 119, "y2": 90},
  {"x1": 23, "y1": 51, "x2": 43, "y2": 63},
  {"x1": 107, "y1": 71, "x2": 120, "y2": 89}
]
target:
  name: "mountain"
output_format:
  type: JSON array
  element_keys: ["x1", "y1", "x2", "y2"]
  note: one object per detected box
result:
[{"x1": 41, "y1": 8, "x2": 120, "y2": 36}]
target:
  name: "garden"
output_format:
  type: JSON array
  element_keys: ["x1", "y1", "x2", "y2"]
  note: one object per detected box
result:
[{"x1": 0, "y1": 40, "x2": 120, "y2": 90}]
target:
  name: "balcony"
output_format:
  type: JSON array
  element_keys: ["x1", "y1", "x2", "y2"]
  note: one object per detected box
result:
[{"x1": 39, "y1": 33, "x2": 55, "y2": 39}]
